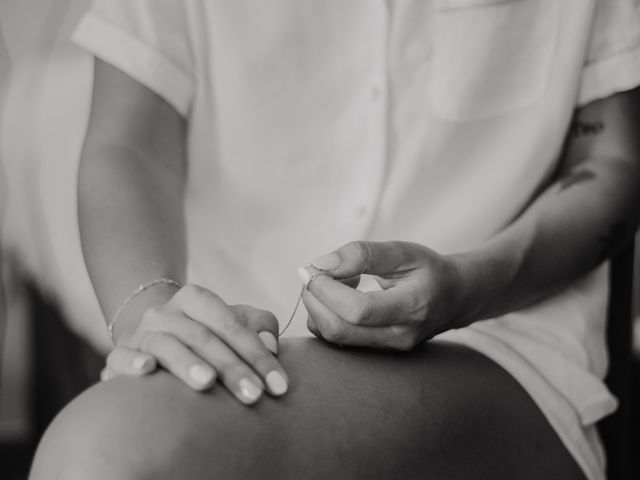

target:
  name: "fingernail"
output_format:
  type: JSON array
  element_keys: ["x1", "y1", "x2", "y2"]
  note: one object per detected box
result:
[
  {"x1": 100, "y1": 369, "x2": 111, "y2": 382},
  {"x1": 189, "y1": 364, "x2": 215, "y2": 386},
  {"x1": 238, "y1": 378, "x2": 262, "y2": 404},
  {"x1": 312, "y1": 253, "x2": 341, "y2": 272},
  {"x1": 259, "y1": 331, "x2": 279, "y2": 355},
  {"x1": 266, "y1": 371, "x2": 288, "y2": 396},
  {"x1": 297, "y1": 267, "x2": 313, "y2": 288},
  {"x1": 132, "y1": 356, "x2": 149, "y2": 371}
]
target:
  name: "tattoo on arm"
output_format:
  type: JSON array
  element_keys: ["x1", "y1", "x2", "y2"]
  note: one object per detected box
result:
[
  {"x1": 597, "y1": 219, "x2": 629, "y2": 261},
  {"x1": 556, "y1": 119, "x2": 604, "y2": 193},
  {"x1": 558, "y1": 168, "x2": 596, "y2": 192},
  {"x1": 569, "y1": 120, "x2": 605, "y2": 139}
]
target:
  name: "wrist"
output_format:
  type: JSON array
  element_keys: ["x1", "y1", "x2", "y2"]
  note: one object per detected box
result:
[
  {"x1": 110, "y1": 280, "x2": 182, "y2": 345},
  {"x1": 444, "y1": 246, "x2": 518, "y2": 328}
]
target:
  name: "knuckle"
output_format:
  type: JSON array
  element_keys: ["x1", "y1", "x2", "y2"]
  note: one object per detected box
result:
[
  {"x1": 252, "y1": 309, "x2": 279, "y2": 332},
  {"x1": 387, "y1": 240, "x2": 402, "y2": 251},
  {"x1": 139, "y1": 331, "x2": 166, "y2": 352},
  {"x1": 390, "y1": 328, "x2": 416, "y2": 352},
  {"x1": 218, "y1": 361, "x2": 249, "y2": 382},
  {"x1": 307, "y1": 316, "x2": 320, "y2": 336},
  {"x1": 230, "y1": 304, "x2": 251, "y2": 318},
  {"x1": 141, "y1": 306, "x2": 165, "y2": 325},
  {"x1": 251, "y1": 352, "x2": 278, "y2": 372},
  {"x1": 175, "y1": 283, "x2": 204, "y2": 302},
  {"x1": 128, "y1": 329, "x2": 146, "y2": 348},
  {"x1": 394, "y1": 340, "x2": 414, "y2": 352},
  {"x1": 106, "y1": 349, "x2": 123, "y2": 369},
  {"x1": 185, "y1": 324, "x2": 215, "y2": 347},
  {"x1": 347, "y1": 241, "x2": 371, "y2": 269},
  {"x1": 232, "y1": 309, "x2": 250, "y2": 328},
  {"x1": 321, "y1": 321, "x2": 345, "y2": 344},
  {"x1": 405, "y1": 293, "x2": 429, "y2": 323},
  {"x1": 387, "y1": 241, "x2": 406, "y2": 267},
  {"x1": 220, "y1": 312, "x2": 244, "y2": 334},
  {"x1": 348, "y1": 301, "x2": 372, "y2": 325}
]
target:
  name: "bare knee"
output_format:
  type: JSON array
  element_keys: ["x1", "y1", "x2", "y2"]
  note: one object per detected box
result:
[
  {"x1": 29, "y1": 372, "x2": 282, "y2": 480},
  {"x1": 30, "y1": 379, "x2": 161, "y2": 480}
]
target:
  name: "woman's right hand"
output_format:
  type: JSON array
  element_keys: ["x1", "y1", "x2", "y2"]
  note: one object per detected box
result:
[{"x1": 100, "y1": 284, "x2": 289, "y2": 405}]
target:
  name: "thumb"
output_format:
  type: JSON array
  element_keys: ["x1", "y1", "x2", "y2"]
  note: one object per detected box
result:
[{"x1": 311, "y1": 241, "x2": 418, "y2": 279}]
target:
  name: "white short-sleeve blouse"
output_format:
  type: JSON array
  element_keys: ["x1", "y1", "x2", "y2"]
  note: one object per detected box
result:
[{"x1": 73, "y1": 2, "x2": 640, "y2": 478}]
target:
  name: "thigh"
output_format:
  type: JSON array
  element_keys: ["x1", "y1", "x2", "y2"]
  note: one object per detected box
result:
[{"x1": 30, "y1": 339, "x2": 586, "y2": 480}]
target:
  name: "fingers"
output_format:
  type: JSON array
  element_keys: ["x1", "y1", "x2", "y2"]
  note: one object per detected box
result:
[
  {"x1": 299, "y1": 265, "x2": 410, "y2": 327},
  {"x1": 136, "y1": 331, "x2": 218, "y2": 391},
  {"x1": 172, "y1": 286, "x2": 269, "y2": 360},
  {"x1": 339, "y1": 275, "x2": 361, "y2": 289},
  {"x1": 137, "y1": 289, "x2": 288, "y2": 399},
  {"x1": 169, "y1": 288, "x2": 289, "y2": 396},
  {"x1": 105, "y1": 345, "x2": 157, "y2": 379},
  {"x1": 228, "y1": 306, "x2": 289, "y2": 395},
  {"x1": 307, "y1": 314, "x2": 320, "y2": 337},
  {"x1": 106, "y1": 284, "x2": 288, "y2": 404},
  {"x1": 258, "y1": 331, "x2": 279, "y2": 355},
  {"x1": 311, "y1": 241, "x2": 422, "y2": 279},
  {"x1": 136, "y1": 325, "x2": 266, "y2": 403},
  {"x1": 232, "y1": 304, "x2": 279, "y2": 355},
  {"x1": 100, "y1": 367, "x2": 113, "y2": 382},
  {"x1": 148, "y1": 313, "x2": 287, "y2": 400},
  {"x1": 302, "y1": 289, "x2": 415, "y2": 350}
]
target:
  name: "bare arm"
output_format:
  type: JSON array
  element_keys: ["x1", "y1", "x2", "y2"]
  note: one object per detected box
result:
[
  {"x1": 79, "y1": 60, "x2": 188, "y2": 338},
  {"x1": 79, "y1": 60, "x2": 288, "y2": 401},
  {"x1": 452, "y1": 88, "x2": 640, "y2": 325},
  {"x1": 300, "y1": 89, "x2": 640, "y2": 348}
]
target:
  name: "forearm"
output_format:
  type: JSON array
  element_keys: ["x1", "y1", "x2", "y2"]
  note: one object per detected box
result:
[
  {"x1": 78, "y1": 143, "x2": 186, "y2": 339},
  {"x1": 450, "y1": 153, "x2": 639, "y2": 327},
  {"x1": 448, "y1": 88, "x2": 640, "y2": 328},
  {"x1": 78, "y1": 60, "x2": 190, "y2": 343}
]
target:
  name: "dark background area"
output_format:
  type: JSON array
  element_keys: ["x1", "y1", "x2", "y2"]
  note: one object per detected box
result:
[{"x1": 1, "y1": 286, "x2": 103, "y2": 480}]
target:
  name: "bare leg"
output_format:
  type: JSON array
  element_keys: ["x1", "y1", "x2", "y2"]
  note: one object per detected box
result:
[{"x1": 30, "y1": 339, "x2": 586, "y2": 480}]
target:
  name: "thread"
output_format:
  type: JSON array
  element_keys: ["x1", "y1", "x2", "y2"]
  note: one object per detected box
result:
[
  {"x1": 279, "y1": 285, "x2": 305, "y2": 336},
  {"x1": 279, "y1": 267, "x2": 331, "y2": 336}
]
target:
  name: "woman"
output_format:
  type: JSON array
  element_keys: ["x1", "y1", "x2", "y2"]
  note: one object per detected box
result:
[{"x1": 31, "y1": 0, "x2": 640, "y2": 478}]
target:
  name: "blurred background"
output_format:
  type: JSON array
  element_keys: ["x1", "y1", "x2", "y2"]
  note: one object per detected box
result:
[
  {"x1": 1, "y1": 1, "x2": 109, "y2": 477},
  {"x1": 0, "y1": 1, "x2": 639, "y2": 479}
]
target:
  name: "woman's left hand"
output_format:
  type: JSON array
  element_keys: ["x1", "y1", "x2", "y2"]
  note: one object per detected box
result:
[{"x1": 299, "y1": 241, "x2": 463, "y2": 351}]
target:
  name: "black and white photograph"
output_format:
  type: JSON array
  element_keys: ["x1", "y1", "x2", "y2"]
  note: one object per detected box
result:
[{"x1": 1, "y1": 1, "x2": 640, "y2": 478}]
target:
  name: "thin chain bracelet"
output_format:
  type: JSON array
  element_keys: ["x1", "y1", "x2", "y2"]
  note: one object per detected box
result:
[{"x1": 108, "y1": 278, "x2": 182, "y2": 345}]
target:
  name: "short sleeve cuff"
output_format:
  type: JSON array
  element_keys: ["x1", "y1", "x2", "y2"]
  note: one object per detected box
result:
[
  {"x1": 72, "y1": 12, "x2": 193, "y2": 117},
  {"x1": 578, "y1": 43, "x2": 640, "y2": 107}
]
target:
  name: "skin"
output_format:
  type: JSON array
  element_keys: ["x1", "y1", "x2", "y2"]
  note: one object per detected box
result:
[
  {"x1": 78, "y1": 60, "x2": 288, "y2": 403},
  {"x1": 82, "y1": 61, "x2": 640, "y2": 394},
  {"x1": 45, "y1": 58, "x2": 638, "y2": 478},
  {"x1": 30, "y1": 339, "x2": 586, "y2": 480},
  {"x1": 297, "y1": 89, "x2": 640, "y2": 350}
]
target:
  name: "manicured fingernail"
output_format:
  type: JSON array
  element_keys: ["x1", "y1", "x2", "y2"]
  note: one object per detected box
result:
[
  {"x1": 238, "y1": 378, "x2": 262, "y2": 404},
  {"x1": 132, "y1": 356, "x2": 149, "y2": 371},
  {"x1": 259, "y1": 331, "x2": 279, "y2": 355},
  {"x1": 189, "y1": 364, "x2": 215, "y2": 386},
  {"x1": 297, "y1": 267, "x2": 313, "y2": 287},
  {"x1": 100, "y1": 369, "x2": 111, "y2": 382},
  {"x1": 266, "y1": 371, "x2": 288, "y2": 396},
  {"x1": 312, "y1": 253, "x2": 341, "y2": 272}
]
